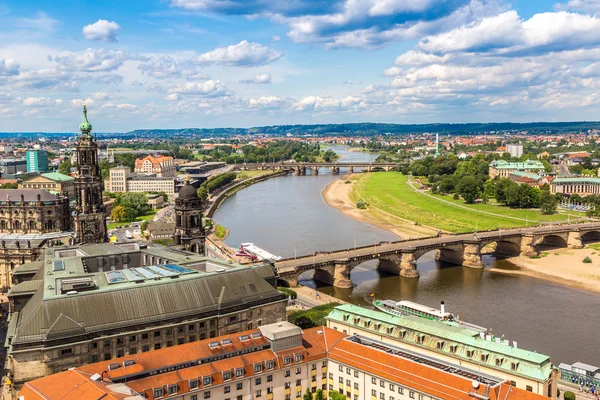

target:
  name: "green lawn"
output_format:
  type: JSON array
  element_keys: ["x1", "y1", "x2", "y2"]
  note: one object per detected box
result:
[
  {"x1": 107, "y1": 209, "x2": 157, "y2": 229},
  {"x1": 236, "y1": 170, "x2": 271, "y2": 179},
  {"x1": 352, "y1": 172, "x2": 583, "y2": 233}
]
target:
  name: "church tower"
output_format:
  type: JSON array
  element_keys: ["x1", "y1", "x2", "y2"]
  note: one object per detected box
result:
[
  {"x1": 73, "y1": 105, "x2": 107, "y2": 244},
  {"x1": 173, "y1": 177, "x2": 205, "y2": 255}
]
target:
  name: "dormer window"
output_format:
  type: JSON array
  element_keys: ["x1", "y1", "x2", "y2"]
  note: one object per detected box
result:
[
  {"x1": 511, "y1": 362, "x2": 519, "y2": 371},
  {"x1": 202, "y1": 376, "x2": 212, "y2": 386},
  {"x1": 295, "y1": 354, "x2": 303, "y2": 362},
  {"x1": 223, "y1": 371, "x2": 232, "y2": 381},
  {"x1": 495, "y1": 358, "x2": 504, "y2": 367},
  {"x1": 254, "y1": 363, "x2": 263, "y2": 373},
  {"x1": 284, "y1": 356, "x2": 292, "y2": 365},
  {"x1": 266, "y1": 361, "x2": 275, "y2": 370}
]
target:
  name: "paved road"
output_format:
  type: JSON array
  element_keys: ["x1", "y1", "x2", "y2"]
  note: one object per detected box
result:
[{"x1": 275, "y1": 221, "x2": 600, "y2": 273}]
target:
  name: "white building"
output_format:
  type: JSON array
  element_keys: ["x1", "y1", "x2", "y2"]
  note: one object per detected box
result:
[{"x1": 506, "y1": 143, "x2": 524, "y2": 158}]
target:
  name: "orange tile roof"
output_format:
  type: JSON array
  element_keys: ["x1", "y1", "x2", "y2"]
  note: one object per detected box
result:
[
  {"x1": 134, "y1": 154, "x2": 173, "y2": 168},
  {"x1": 19, "y1": 326, "x2": 545, "y2": 400}
]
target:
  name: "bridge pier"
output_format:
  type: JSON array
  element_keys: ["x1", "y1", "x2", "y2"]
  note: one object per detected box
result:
[
  {"x1": 400, "y1": 252, "x2": 419, "y2": 278},
  {"x1": 332, "y1": 167, "x2": 340, "y2": 175},
  {"x1": 520, "y1": 235, "x2": 538, "y2": 257},
  {"x1": 568, "y1": 231, "x2": 584, "y2": 249},
  {"x1": 312, "y1": 166, "x2": 319, "y2": 175},
  {"x1": 462, "y1": 242, "x2": 483, "y2": 268},
  {"x1": 349, "y1": 166, "x2": 354, "y2": 174},
  {"x1": 279, "y1": 275, "x2": 299, "y2": 288},
  {"x1": 333, "y1": 262, "x2": 353, "y2": 288}
]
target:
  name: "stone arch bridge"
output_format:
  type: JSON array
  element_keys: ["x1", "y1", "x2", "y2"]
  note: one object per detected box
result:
[
  {"x1": 240, "y1": 162, "x2": 397, "y2": 175},
  {"x1": 274, "y1": 222, "x2": 600, "y2": 288}
]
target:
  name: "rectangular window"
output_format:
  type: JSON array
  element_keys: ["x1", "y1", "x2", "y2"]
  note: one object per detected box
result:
[
  {"x1": 254, "y1": 364, "x2": 263, "y2": 373},
  {"x1": 256, "y1": 378, "x2": 262, "y2": 385},
  {"x1": 236, "y1": 368, "x2": 244, "y2": 377},
  {"x1": 203, "y1": 376, "x2": 212, "y2": 386},
  {"x1": 284, "y1": 356, "x2": 292, "y2": 365},
  {"x1": 167, "y1": 385, "x2": 177, "y2": 395},
  {"x1": 236, "y1": 383, "x2": 243, "y2": 390},
  {"x1": 60, "y1": 348, "x2": 72, "y2": 355},
  {"x1": 153, "y1": 388, "x2": 163, "y2": 398},
  {"x1": 224, "y1": 386, "x2": 231, "y2": 393},
  {"x1": 203, "y1": 392, "x2": 211, "y2": 399},
  {"x1": 372, "y1": 377, "x2": 377, "y2": 384},
  {"x1": 266, "y1": 360, "x2": 274, "y2": 370},
  {"x1": 267, "y1": 375, "x2": 273, "y2": 382},
  {"x1": 223, "y1": 371, "x2": 232, "y2": 381},
  {"x1": 190, "y1": 379, "x2": 199, "y2": 390},
  {"x1": 295, "y1": 354, "x2": 303, "y2": 362}
]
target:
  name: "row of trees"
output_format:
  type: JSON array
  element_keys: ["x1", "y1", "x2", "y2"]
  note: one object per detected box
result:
[
  {"x1": 196, "y1": 172, "x2": 237, "y2": 203},
  {"x1": 197, "y1": 141, "x2": 338, "y2": 164},
  {"x1": 302, "y1": 388, "x2": 346, "y2": 400}
]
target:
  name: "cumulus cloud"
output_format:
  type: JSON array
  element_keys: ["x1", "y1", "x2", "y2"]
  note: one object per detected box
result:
[
  {"x1": 554, "y1": 0, "x2": 600, "y2": 12},
  {"x1": 248, "y1": 96, "x2": 290, "y2": 109},
  {"x1": 168, "y1": 80, "x2": 230, "y2": 97},
  {"x1": 192, "y1": 41, "x2": 282, "y2": 66},
  {"x1": 82, "y1": 20, "x2": 121, "y2": 42},
  {"x1": 54, "y1": 48, "x2": 130, "y2": 72},
  {"x1": 138, "y1": 55, "x2": 207, "y2": 79},
  {"x1": 239, "y1": 73, "x2": 272, "y2": 84},
  {"x1": 22, "y1": 97, "x2": 61, "y2": 107},
  {"x1": 171, "y1": 0, "x2": 500, "y2": 49},
  {"x1": 0, "y1": 58, "x2": 20, "y2": 76}
]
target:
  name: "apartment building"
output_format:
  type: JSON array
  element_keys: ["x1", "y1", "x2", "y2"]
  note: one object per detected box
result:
[
  {"x1": 135, "y1": 154, "x2": 177, "y2": 177},
  {"x1": 17, "y1": 323, "x2": 547, "y2": 400},
  {"x1": 326, "y1": 304, "x2": 558, "y2": 398},
  {"x1": 105, "y1": 166, "x2": 176, "y2": 194}
]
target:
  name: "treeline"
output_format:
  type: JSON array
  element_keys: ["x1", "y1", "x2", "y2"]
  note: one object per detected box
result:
[
  {"x1": 197, "y1": 141, "x2": 337, "y2": 164},
  {"x1": 197, "y1": 172, "x2": 236, "y2": 203}
]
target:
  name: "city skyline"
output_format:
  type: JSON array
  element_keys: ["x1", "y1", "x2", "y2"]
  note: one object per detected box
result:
[{"x1": 2, "y1": 0, "x2": 600, "y2": 131}]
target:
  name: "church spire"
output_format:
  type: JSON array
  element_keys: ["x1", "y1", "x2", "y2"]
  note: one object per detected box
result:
[{"x1": 79, "y1": 104, "x2": 93, "y2": 137}]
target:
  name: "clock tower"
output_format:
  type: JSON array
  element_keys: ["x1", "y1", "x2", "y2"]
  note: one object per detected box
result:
[{"x1": 73, "y1": 105, "x2": 107, "y2": 244}]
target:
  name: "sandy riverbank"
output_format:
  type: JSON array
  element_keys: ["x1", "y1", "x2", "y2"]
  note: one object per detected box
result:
[
  {"x1": 321, "y1": 175, "x2": 438, "y2": 239},
  {"x1": 490, "y1": 248, "x2": 600, "y2": 293}
]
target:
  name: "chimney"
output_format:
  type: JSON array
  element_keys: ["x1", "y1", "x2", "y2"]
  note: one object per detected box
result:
[{"x1": 440, "y1": 301, "x2": 445, "y2": 316}]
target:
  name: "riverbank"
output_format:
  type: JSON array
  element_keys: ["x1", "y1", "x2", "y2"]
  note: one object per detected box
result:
[
  {"x1": 321, "y1": 174, "x2": 438, "y2": 239},
  {"x1": 490, "y1": 247, "x2": 600, "y2": 293}
]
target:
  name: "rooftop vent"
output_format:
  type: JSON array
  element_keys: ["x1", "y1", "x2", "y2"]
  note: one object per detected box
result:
[
  {"x1": 221, "y1": 339, "x2": 232, "y2": 346},
  {"x1": 90, "y1": 373, "x2": 101, "y2": 381},
  {"x1": 208, "y1": 342, "x2": 220, "y2": 349},
  {"x1": 108, "y1": 363, "x2": 121, "y2": 371},
  {"x1": 123, "y1": 360, "x2": 135, "y2": 367},
  {"x1": 60, "y1": 277, "x2": 96, "y2": 294}
]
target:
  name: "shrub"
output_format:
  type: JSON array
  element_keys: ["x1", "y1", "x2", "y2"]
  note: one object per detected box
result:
[
  {"x1": 345, "y1": 180, "x2": 351, "y2": 184},
  {"x1": 278, "y1": 287, "x2": 297, "y2": 299},
  {"x1": 288, "y1": 303, "x2": 341, "y2": 328},
  {"x1": 583, "y1": 256, "x2": 592, "y2": 264},
  {"x1": 356, "y1": 200, "x2": 368, "y2": 209},
  {"x1": 453, "y1": 193, "x2": 460, "y2": 200},
  {"x1": 564, "y1": 391, "x2": 576, "y2": 400}
]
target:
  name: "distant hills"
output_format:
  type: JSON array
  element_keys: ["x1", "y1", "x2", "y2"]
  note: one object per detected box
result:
[{"x1": 2, "y1": 121, "x2": 600, "y2": 139}]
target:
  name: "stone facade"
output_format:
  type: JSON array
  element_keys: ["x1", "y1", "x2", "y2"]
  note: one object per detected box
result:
[{"x1": 173, "y1": 179, "x2": 206, "y2": 254}]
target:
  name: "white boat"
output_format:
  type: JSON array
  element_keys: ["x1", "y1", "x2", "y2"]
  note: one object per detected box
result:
[{"x1": 236, "y1": 243, "x2": 282, "y2": 262}]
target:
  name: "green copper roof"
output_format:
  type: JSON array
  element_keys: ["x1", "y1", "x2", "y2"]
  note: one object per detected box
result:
[
  {"x1": 40, "y1": 172, "x2": 74, "y2": 182},
  {"x1": 327, "y1": 303, "x2": 554, "y2": 382},
  {"x1": 554, "y1": 177, "x2": 600, "y2": 184},
  {"x1": 510, "y1": 171, "x2": 543, "y2": 180},
  {"x1": 490, "y1": 160, "x2": 545, "y2": 170},
  {"x1": 79, "y1": 104, "x2": 92, "y2": 133}
]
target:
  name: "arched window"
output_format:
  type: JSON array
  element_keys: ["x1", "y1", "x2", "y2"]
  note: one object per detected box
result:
[
  {"x1": 0, "y1": 220, "x2": 6, "y2": 230},
  {"x1": 29, "y1": 220, "x2": 36, "y2": 230},
  {"x1": 176, "y1": 215, "x2": 182, "y2": 227},
  {"x1": 13, "y1": 220, "x2": 21, "y2": 230},
  {"x1": 46, "y1": 220, "x2": 54, "y2": 231}
]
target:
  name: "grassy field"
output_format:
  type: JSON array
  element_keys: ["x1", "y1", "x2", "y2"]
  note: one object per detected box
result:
[
  {"x1": 107, "y1": 209, "x2": 157, "y2": 229},
  {"x1": 236, "y1": 170, "x2": 271, "y2": 179},
  {"x1": 351, "y1": 172, "x2": 582, "y2": 233}
]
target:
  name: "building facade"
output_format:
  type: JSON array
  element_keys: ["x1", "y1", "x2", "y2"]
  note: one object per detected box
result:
[
  {"x1": 551, "y1": 177, "x2": 600, "y2": 196},
  {"x1": 104, "y1": 166, "x2": 176, "y2": 194},
  {"x1": 489, "y1": 160, "x2": 546, "y2": 179},
  {"x1": 0, "y1": 189, "x2": 71, "y2": 289},
  {"x1": 173, "y1": 178, "x2": 205, "y2": 255},
  {"x1": 0, "y1": 159, "x2": 27, "y2": 178},
  {"x1": 135, "y1": 154, "x2": 176, "y2": 177},
  {"x1": 17, "y1": 323, "x2": 547, "y2": 400},
  {"x1": 25, "y1": 150, "x2": 48, "y2": 173},
  {"x1": 326, "y1": 304, "x2": 558, "y2": 398},
  {"x1": 506, "y1": 144, "x2": 524, "y2": 158},
  {"x1": 72, "y1": 105, "x2": 107, "y2": 244},
  {"x1": 6, "y1": 242, "x2": 286, "y2": 384},
  {"x1": 19, "y1": 172, "x2": 75, "y2": 197}
]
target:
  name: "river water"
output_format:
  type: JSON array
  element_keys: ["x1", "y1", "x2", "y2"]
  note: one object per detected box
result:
[{"x1": 214, "y1": 146, "x2": 600, "y2": 365}]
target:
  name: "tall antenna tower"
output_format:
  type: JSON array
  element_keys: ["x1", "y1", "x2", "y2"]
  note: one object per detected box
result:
[{"x1": 435, "y1": 133, "x2": 439, "y2": 158}]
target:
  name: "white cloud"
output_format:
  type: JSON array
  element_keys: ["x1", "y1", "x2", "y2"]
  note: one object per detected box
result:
[
  {"x1": 248, "y1": 96, "x2": 290, "y2": 109},
  {"x1": 272, "y1": 35, "x2": 281, "y2": 41},
  {"x1": 20, "y1": 11, "x2": 60, "y2": 33},
  {"x1": 554, "y1": 0, "x2": 600, "y2": 12},
  {"x1": 0, "y1": 58, "x2": 19, "y2": 76},
  {"x1": 192, "y1": 41, "x2": 282, "y2": 66},
  {"x1": 239, "y1": 73, "x2": 272, "y2": 84},
  {"x1": 138, "y1": 55, "x2": 207, "y2": 79},
  {"x1": 54, "y1": 48, "x2": 129, "y2": 72},
  {"x1": 82, "y1": 20, "x2": 121, "y2": 42},
  {"x1": 343, "y1": 80, "x2": 362, "y2": 84},
  {"x1": 168, "y1": 80, "x2": 230, "y2": 97},
  {"x1": 22, "y1": 97, "x2": 60, "y2": 107}
]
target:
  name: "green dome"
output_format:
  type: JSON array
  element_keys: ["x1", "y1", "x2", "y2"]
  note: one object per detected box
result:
[{"x1": 79, "y1": 104, "x2": 92, "y2": 133}]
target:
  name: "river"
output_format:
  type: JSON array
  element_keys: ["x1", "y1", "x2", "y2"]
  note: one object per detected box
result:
[{"x1": 214, "y1": 145, "x2": 600, "y2": 365}]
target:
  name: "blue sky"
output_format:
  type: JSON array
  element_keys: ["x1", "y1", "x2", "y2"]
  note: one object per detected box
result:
[{"x1": 1, "y1": 0, "x2": 600, "y2": 131}]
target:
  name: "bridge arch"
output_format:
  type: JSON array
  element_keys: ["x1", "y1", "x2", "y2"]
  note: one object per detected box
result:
[
  {"x1": 535, "y1": 234, "x2": 569, "y2": 250},
  {"x1": 480, "y1": 239, "x2": 521, "y2": 259},
  {"x1": 581, "y1": 230, "x2": 600, "y2": 245}
]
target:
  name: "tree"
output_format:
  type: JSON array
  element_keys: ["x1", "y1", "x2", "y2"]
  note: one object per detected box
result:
[
  {"x1": 315, "y1": 389, "x2": 325, "y2": 400},
  {"x1": 539, "y1": 189, "x2": 557, "y2": 215},
  {"x1": 114, "y1": 193, "x2": 150, "y2": 221},
  {"x1": 111, "y1": 205, "x2": 127, "y2": 222},
  {"x1": 58, "y1": 160, "x2": 72, "y2": 175},
  {"x1": 457, "y1": 176, "x2": 480, "y2": 204},
  {"x1": 563, "y1": 391, "x2": 576, "y2": 400},
  {"x1": 329, "y1": 390, "x2": 347, "y2": 400},
  {"x1": 303, "y1": 388, "x2": 313, "y2": 400}
]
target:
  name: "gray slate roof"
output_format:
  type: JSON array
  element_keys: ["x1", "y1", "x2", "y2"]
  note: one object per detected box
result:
[
  {"x1": 13, "y1": 267, "x2": 283, "y2": 345},
  {"x1": 0, "y1": 189, "x2": 58, "y2": 202}
]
